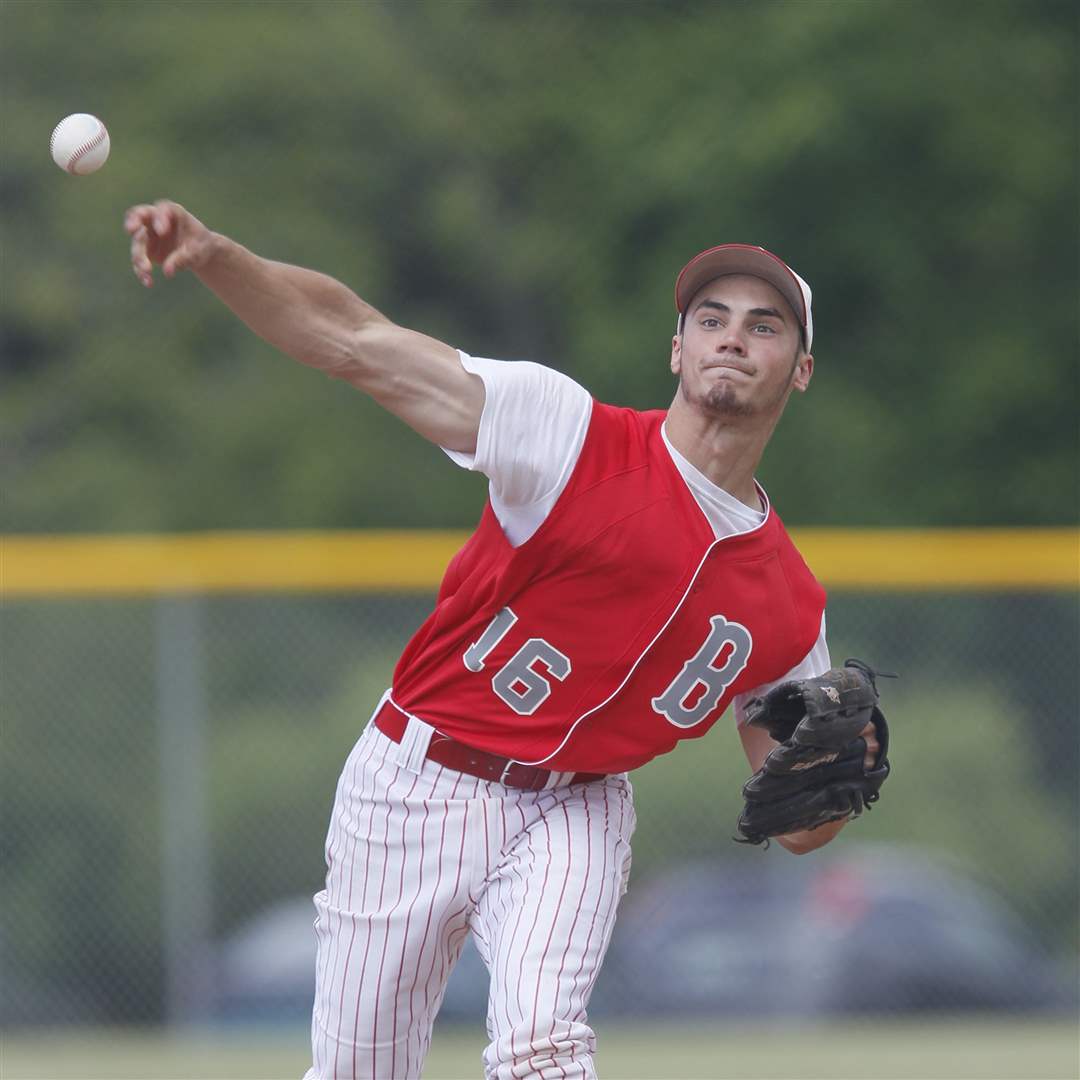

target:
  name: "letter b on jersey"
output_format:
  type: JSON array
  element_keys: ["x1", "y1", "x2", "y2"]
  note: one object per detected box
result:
[{"x1": 652, "y1": 614, "x2": 753, "y2": 728}]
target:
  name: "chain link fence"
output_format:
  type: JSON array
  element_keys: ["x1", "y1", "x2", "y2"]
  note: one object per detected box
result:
[{"x1": 3, "y1": 576, "x2": 1077, "y2": 1029}]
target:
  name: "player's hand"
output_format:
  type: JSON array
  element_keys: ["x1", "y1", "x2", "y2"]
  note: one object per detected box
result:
[
  {"x1": 860, "y1": 720, "x2": 880, "y2": 769},
  {"x1": 124, "y1": 200, "x2": 215, "y2": 287}
]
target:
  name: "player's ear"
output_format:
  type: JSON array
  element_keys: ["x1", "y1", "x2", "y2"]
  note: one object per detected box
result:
[
  {"x1": 792, "y1": 353, "x2": 813, "y2": 392},
  {"x1": 670, "y1": 333, "x2": 682, "y2": 375}
]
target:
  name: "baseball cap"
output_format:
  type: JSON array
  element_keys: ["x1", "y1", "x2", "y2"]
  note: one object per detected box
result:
[{"x1": 674, "y1": 243, "x2": 813, "y2": 351}]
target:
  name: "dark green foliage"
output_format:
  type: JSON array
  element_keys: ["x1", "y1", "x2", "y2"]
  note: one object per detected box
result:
[{"x1": 3, "y1": 0, "x2": 1076, "y2": 531}]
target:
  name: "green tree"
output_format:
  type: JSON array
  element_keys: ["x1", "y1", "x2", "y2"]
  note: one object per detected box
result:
[{"x1": 2, "y1": 0, "x2": 1076, "y2": 531}]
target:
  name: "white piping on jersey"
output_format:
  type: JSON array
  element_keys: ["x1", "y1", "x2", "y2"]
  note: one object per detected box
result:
[{"x1": 514, "y1": 486, "x2": 773, "y2": 768}]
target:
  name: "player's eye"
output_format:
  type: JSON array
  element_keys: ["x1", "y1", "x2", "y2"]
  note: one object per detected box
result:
[
  {"x1": 752, "y1": 324, "x2": 777, "y2": 334},
  {"x1": 701, "y1": 317, "x2": 722, "y2": 328}
]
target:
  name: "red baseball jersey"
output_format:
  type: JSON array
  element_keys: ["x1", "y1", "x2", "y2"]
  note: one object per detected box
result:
[{"x1": 391, "y1": 402, "x2": 826, "y2": 774}]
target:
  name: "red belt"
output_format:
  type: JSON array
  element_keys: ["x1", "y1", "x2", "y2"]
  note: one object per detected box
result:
[{"x1": 373, "y1": 699, "x2": 606, "y2": 791}]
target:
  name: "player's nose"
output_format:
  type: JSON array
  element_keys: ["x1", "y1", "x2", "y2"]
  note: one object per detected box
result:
[{"x1": 714, "y1": 326, "x2": 746, "y2": 354}]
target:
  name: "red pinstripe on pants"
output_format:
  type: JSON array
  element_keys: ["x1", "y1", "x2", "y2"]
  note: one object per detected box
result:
[{"x1": 305, "y1": 716, "x2": 635, "y2": 1080}]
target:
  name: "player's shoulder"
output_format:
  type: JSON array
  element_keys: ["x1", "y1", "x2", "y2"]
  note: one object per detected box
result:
[
  {"x1": 589, "y1": 401, "x2": 666, "y2": 439},
  {"x1": 565, "y1": 403, "x2": 668, "y2": 483}
]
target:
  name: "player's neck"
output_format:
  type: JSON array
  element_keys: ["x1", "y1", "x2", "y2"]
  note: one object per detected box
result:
[{"x1": 664, "y1": 397, "x2": 779, "y2": 510}]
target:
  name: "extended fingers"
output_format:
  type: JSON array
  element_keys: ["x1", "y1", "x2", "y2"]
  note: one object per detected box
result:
[
  {"x1": 124, "y1": 204, "x2": 155, "y2": 235},
  {"x1": 162, "y1": 250, "x2": 186, "y2": 278},
  {"x1": 129, "y1": 224, "x2": 153, "y2": 287},
  {"x1": 152, "y1": 200, "x2": 176, "y2": 237},
  {"x1": 125, "y1": 201, "x2": 182, "y2": 286},
  {"x1": 125, "y1": 204, "x2": 160, "y2": 287}
]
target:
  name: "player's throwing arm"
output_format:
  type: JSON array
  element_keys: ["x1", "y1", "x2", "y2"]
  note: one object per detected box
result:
[{"x1": 124, "y1": 200, "x2": 484, "y2": 453}]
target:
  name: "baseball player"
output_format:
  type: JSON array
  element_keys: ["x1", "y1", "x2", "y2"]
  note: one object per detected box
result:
[{"x1": 125, "y1": 202, "x2": 884, "y2": 1080}]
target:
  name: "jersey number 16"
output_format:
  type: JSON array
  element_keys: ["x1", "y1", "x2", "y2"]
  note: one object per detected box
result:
[{"x1": 462, "y1": 607, "x2": 572, "y2": 716}]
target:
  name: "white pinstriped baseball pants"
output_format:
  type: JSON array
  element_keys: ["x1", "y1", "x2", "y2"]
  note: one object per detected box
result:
[{"x1": 304, "y1": 714, "x2": 635, "y2": 1080}]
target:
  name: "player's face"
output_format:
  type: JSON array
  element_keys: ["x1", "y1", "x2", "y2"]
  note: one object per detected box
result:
[{"x1": 670, "y1": 275, "x2": 813, "y2": 420}]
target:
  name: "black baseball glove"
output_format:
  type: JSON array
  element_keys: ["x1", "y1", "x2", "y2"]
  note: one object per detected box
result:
[{"x1": 735, "y1": 658, "x2": 894, "y2": 847}]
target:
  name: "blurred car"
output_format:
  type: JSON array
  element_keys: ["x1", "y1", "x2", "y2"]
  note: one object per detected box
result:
[
  {"x1": 212, "y1": 894, "x2": 488, "y2": 1024},
  {"x1": 591, "y1": 845, "x2": 1079, "y2": 1018},
  {"x1": 214, "y1": 896, "x2": 320, "y2": 1023},
  {"x1": 212, "y1": 845, "x2": 1077, "y2": 1023}
]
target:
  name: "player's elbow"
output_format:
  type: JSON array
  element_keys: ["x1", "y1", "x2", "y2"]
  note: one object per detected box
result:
[{"x1": 324, "y1": 322, "x2": 391, "y2": 380}]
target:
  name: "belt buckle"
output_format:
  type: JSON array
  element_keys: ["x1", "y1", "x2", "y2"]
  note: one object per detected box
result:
[
  {"x1": 500, "y1": 761, "x2": 548, "y2": 791},
  {"x1": 498, "y1": 760, "x2": 518, "y2": 787}
]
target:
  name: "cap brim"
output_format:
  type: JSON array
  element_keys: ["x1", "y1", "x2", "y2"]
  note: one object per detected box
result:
[{"x1": 675, "y1": 244, "x2": 808, "y2": 342}]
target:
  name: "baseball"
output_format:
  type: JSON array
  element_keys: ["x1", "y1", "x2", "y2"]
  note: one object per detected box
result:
[{"x1": 50, "y1": 113, "x2": 110, "y2": 175}]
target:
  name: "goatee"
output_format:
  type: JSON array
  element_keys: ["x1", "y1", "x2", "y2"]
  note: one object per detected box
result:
[{"x1": 702, "y1": 381, "x2": 755, "y2": 418}]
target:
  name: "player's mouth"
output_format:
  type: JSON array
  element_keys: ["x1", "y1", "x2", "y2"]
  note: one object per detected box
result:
[{"x1": 703, "y1": 361, "x2": 753, "y2": 377}]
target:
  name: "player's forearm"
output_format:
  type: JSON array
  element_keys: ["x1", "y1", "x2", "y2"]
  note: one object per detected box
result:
[
  {"x1": 777, "y1": 817, "x2": 847, "y2": 854},
  {"x1": 194, "y1": 233, "x2": 388, "y2": 376}
]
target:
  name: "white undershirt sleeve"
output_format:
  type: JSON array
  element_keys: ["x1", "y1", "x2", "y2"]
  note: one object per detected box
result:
[{"x1": 442, "y1": 352, "x2": 593, "y2": 547}]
